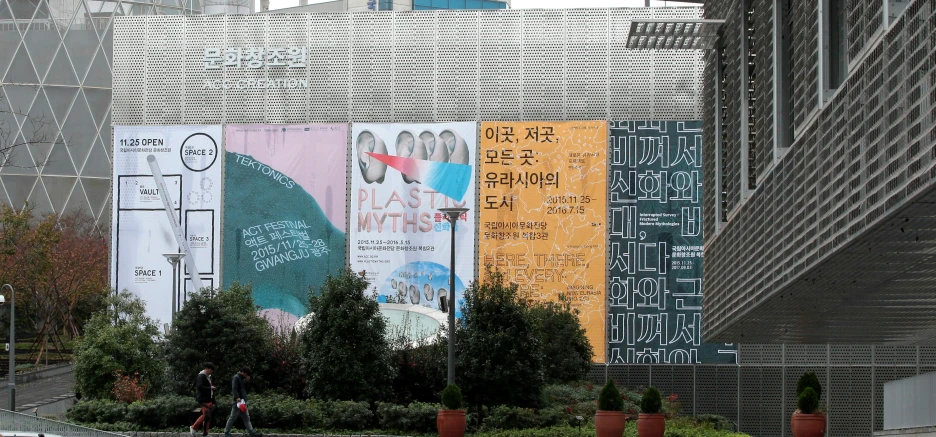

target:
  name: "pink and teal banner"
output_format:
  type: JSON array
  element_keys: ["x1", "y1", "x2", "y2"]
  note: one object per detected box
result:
[{"x1": 223, "y1": 124, "x2": 348, "y2": 328}]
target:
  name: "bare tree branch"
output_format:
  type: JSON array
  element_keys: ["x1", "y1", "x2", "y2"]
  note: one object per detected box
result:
[{"x1": 0, "y1": 87, "x2": 62, "y2": 171}]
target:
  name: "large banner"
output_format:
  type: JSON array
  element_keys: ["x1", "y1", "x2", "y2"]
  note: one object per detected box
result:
[
  {"x1": 112, "y1": 125, "x2": 223, "y2": 328},
  {"x1": 223, "y1": 124, "x2": 348, "y2": 328},
  {"x1": 478, "y1": 121, "x2": 608, "y2": 362},
  {"x1": 350, "y1": 123, "x2": 476, "y2": 317},
  {"x1": 607, "y1": 121, "x2": 736, "y2": 364}
]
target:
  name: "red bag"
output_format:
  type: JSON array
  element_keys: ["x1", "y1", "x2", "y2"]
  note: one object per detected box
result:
[{"x1": 237, "y1": 400, "x2": 247, "y2": 413}]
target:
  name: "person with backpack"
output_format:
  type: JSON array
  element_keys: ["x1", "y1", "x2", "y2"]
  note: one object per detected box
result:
[
  {"x1": 224, "y1": 367, "x2": 262, "y2": 437},
  {"x1": 191, "y1": 362, "x2": 217, "y2": 436}
]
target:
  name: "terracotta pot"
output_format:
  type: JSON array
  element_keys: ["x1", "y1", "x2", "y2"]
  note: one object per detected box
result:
[
  {"x1": 436, "y1": 409, "x2": 466, "y2": 437},
  {"x1": 637, "y1": 413, "x2": 666, "y2": 437},
  {"x1": 594, "y1": 410, "x2": 627, "y2": 437},
  {"x1": 791, "y1": 412, "x2": 826, "y2": 437}
]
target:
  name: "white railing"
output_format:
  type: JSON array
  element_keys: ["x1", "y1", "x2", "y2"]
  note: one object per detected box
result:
[
  {"x1": 883, "y1": 371, "x2": 936, "y2": 430},
  {"x1": 0, "y1": 408, "x2": 127, "y2": 437}
]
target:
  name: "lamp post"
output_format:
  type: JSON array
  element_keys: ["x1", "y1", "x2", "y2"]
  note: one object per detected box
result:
[
  {"x1": 162, "y1": 253, "x2": 186, "y2": 323},
  {"x1": 2, "y1": 283, "x2": 14, "y2": 410},
  {"x1": 438, "y1": 207, "x2": 468, "y2": 386}
]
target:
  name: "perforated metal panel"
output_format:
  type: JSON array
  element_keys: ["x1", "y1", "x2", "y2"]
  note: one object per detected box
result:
[
  {"x1": 830, "y1": 367, "x2": 872, "y2": 437},
  {"x1": 702, "y1": 0, "x2": 936, "y2": 344},
  {"x1": 594, "y1": 344, "x2": 932, "y2": 437},
  {"x1": 112, "y1": 8, "x2": 705, "y2": 125}
]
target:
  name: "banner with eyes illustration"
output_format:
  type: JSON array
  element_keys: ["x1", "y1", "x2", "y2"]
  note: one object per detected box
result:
[{"x1": 350, "y1": 123, "x2": 477, "y2": 318}]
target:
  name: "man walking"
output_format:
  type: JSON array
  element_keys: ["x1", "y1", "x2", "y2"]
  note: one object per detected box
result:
[
  {"x1": 224, "y1": 367, "x2": 262, "y2": 437},
  {"x1": 191, "y1": 362, "x2": 217, "y2": 436}
]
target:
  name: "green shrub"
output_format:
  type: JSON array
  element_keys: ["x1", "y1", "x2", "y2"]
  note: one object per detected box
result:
[
  {"x1": 469, "y1": 425, "x2": 597, "y2": 437},
  {"x1": 247, "y1": 393, "x2": 308, "y2": 429},
  {"x1": 542, "y1": 383, "x2": 596, "y2": 406},
  {"x1": 542, "y1": 383, "x2": 599, "y2": 419},
  {"x1": 482, "y1": 406, "x2": 541, "y2": 430},
  {"x1": 640, "y1": 387, "x2": 663, "y2": 414},
  {"x1": 79, "y1": 422, "x2": 138, "y2": 432},
  {"x1": 302, "y1": 271, "x2": 393, "y2": 402},
  {"x1": 165, "y1": 285, "x2": 273, "y2": 396},
  {"x1": 527, "y1": 297, "x2": 594, "y2": 384},
  {"x1": 320, "y1": 400, "x2": 373, "y2": 430},
  {"x1": 376, "y1": 401, "x2": 439, "y2": 433},
  {"x1": 125, "y1": 395, "x2": 196, "y2": 430},
  {"x1": 460, "y1": 270, "x2": 544, "y2": 410},
  {"x1": 66, "y1": 399, "x2": 128, "y2": 424},
  {"x1": 598, "y1": 380, "x2": 624, "y2": 411},
  {"x1": 74, "y1": 291, "x2": 165, "y2": 400},
  {"x1": 796, "y1": 372, "x2": 822, "y2": 399},
  {"x1": 442, "y1": 383, "x2": 463, "y2": 409},
  {"x1": 798, "y1": 387, "x2": 819, "y2": 414}
]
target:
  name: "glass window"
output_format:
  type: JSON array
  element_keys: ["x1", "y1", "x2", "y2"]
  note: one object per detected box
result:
[
  {"x1": 481, "y1": 0, "x2": 507, "y2": 8},
  {"x1": 448, "y1": 0, "x2": 465, "y2": 7},
  {"x1": 466, "y1": 0, "x2": 481, "y2": 8},
  {"x1": 414, "y1": 0, "x2": 432, "y2": 7},
  {"x1": 432, "y1": 0, "x2": 448, "y2": 8},
  {"x1": 379, "y1": 0, "x2": 393, "y2": 9}
]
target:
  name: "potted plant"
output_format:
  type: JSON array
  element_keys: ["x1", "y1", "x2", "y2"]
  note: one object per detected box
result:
[
  {"x1": 437, "y1": 383, "x2": 466, "y2": 437},
  {"x1": 792, "y1": 372, "x2": 826, "y2": 437},
  {"x1": 595, "y1": 380, "x2": 627, "y2": 437},
  {"x1": 637, "y1": 387, "x2": 665, "y2": 437}
]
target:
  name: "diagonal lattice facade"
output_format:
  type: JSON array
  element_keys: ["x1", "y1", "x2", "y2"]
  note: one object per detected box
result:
[{"x1": 0, "y1": 0, "x2": 199, "y2": 235}]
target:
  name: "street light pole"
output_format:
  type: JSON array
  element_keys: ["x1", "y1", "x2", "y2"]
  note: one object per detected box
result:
[
  {"x1": 438, "y1": 207, "x2": 469, "y2": 386},
  {"x1": 2, "y1": 283, "x2": 15, "y2": 410},
  {"x1": 162, "y1": 253, "x2": 186, "y2": 323}
]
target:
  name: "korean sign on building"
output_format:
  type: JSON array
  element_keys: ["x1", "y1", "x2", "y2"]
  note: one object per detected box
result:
[
  {"x1": 479, "y1": 121, "x2": 608, "y2": 362},
  {"x1": 607, "y1": 121, "x2": 736, "y2": 364}
]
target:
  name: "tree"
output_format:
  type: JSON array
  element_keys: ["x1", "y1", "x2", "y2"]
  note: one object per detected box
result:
[
  {"x1": 164, "y1": 284, "x2": 273, "y2": 396},
  {"x1": 301, "y1": 270, "x2": 393, "y2": 402},
  {"x1": 0, "y1": 205, "x2": 108, "y2": 365},
  {"x1": 528, "y1": 295, "x2": 594, "y2": 384},
  {"x1": 0, "y1": 89, "x2": 60, "y2": 170},
  {"x1": 458, "y1": 270, "x2": 544, "y2": 416},
  {"x1": 265, "y1": 324, "x2": 305, "y2": 398},
  {"x1": 74, "y1": 290, "x2": 165, "y2": 399}
]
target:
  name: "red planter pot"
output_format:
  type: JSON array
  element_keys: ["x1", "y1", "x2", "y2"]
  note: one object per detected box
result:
[
  {"x1": 437, "y1": 409, "x2": 466, "y2": 437},
  {"x1": 594, "y1": 410, "x2": 627, "y2": 437},
  {"x1": 791, "y1": 413, "x2": 826, "y2": 437},
  {"x1": 637, "y1": 413, "x2": 666, "y2": 437}
]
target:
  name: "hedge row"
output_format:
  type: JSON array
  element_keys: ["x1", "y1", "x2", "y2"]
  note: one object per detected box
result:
[
  {"x1": 66, "y1": 396, "x2": 584, "y2": 433},
  {"x1": 67, "y1": 395, "x2": 397, "y2": 432}
]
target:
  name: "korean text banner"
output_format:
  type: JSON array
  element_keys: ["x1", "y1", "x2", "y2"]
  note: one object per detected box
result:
[
  {"x1": 350, "y1": 123, "x2": 477, "y2": 318},
  {"x1": 223, "y1": 124, "x2": 348, "y2": 328},
  {"x1": 478, "y1": 121, "x2": 607, "y2": 363},
  {"x1": 607, "y1": 121, "x2": 736, "y2": 364},
  {"x1": 111, "y1": 125, "x2": 223, "y2": 328}
]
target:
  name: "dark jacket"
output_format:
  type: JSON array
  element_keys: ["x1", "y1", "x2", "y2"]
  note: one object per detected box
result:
[
  {"x1": 195, "y1": 371, "x2": 213, "y2": 403},
  {"x1": 231, "y1": 373, "x2": 248, "y2": 404}
]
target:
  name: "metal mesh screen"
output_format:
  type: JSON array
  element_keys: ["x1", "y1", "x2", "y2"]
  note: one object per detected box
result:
[
  {"x1": 701, "y1": 0, "x2": 936, "y2": 344},
  {"x1": 591, "y1": 345, "x2": 936, "y2": 437},
  {"x1": 112, "y1": 8, "x2": 705, "y2": 125}
]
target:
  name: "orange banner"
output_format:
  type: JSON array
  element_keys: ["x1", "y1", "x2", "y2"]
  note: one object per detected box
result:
[{"x1": 478, "y1": 121, "x2": 607, "y2": 362}]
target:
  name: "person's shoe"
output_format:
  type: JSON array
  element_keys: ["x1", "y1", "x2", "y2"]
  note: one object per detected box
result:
[
  {"x1": 190, "y1": 427, "x2": 197, "y2": 436},
  {"x1": 224, "y1": 432, "x2": 233, "y2": 437}
]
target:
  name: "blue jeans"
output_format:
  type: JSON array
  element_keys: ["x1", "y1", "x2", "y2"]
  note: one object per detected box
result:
[{"x1": 224, "y1": 404, "x2": 256, "y2": 435}]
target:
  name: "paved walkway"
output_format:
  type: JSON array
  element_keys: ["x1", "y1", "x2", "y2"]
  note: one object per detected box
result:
[{"x1": 0, "y1": 370, "x2": 74, "y2": 411}]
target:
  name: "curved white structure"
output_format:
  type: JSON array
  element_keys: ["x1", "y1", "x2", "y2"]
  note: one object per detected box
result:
[{"x1": 292, "y1": 303, "x2": 446, "y2": 347}]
